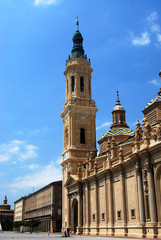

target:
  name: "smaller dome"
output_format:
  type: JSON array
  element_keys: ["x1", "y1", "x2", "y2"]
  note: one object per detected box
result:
[{"x1": 113, "y1": 104, "x2": 125, "y2": 111}]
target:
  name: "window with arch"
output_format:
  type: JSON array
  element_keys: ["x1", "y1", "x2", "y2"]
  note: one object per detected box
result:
[
  {"x1": 71, "y1": 76, "x2": 75, "y2": 92},
  {"x1": 67, "y1": 79, "x2": 68, "y2": 95},
  {"x1": 89, "y1": 79, "x2": 91, "y2": 94},
  {"x1": 120, "y1": 115, "x2": 123, "y2": 124},
  {"x1": 116, "y1": 116, "x2": 118, "y2": 124},
  {"x1": 80, "y1": 128, "x2": 85, "y2": 144},
  {"x1": 80, "y1": 76, "x2": 84, "y2": 92}
]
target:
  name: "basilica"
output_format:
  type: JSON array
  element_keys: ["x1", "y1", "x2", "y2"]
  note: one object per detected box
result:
[{"x1": 61, "y1": 19, "x2": 161, "y2": 238}]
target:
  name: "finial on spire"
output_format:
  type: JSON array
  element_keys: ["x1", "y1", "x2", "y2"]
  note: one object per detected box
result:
[
  {"x1": 116, "y1": 90, "x2": 120, "y2": 105},
  {"x1": 76, "y1": 17, "x2": 79, "y2": 31}
]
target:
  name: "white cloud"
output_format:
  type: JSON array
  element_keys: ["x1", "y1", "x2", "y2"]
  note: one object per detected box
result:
[
  {"x1": 130, "y1": 11, "x2": 161, "y2": 47},
  {"x1": 56, "y1": 156, "x2": 62, "y2": 164},
  {"x1": 147, "y1": 11, "x2": 161, "y2": 45},
  {"x1": 0, "y1": 140, "x2": 38, "y2": 163},
  {"x1": 131, "y1": 32, "x2": 151, "y2": 46},
  {"x1": 9, "y1": 162, "x2": 62, "y2": 190},
  {"x1": 147, "y1": 11, "x2": 158, "y2": 24},
  {"x1": 20, "y1": 144, "x2": 38, "y2": 160},
  {"x1": 157, "y1": 34, "x2": 161, "y2": 43},
  {"x1": 0, "y1": 154, "x2": 10, "y2": 163},
  {"x1": 149, "y1": 79, "x2": 160, "y2": 86},
  {"x1": 151, "y1": 24, "x2": 160, "y2": 33},
  {"x1": 96, "y1": 121, "x2": 111, "y2": 130},
  {"x1": 24, "y1": 164, "x2": 40, "y2": 170},
  {"x1": 34, "y1": 0, "x2": 59, "y2": 6}
]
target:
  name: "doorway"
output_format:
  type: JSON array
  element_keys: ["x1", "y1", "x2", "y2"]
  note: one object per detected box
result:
[{"x1": 73, "y1": 198, "x2": 78, "y2": 233}]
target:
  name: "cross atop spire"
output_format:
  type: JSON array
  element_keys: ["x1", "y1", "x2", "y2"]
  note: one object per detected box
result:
[{"x1": 76, "y1": 16, "x2": 79, "y2": 31}]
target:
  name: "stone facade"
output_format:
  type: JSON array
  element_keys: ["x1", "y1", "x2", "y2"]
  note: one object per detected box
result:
[
  {"x1": 61, "y1": 20, "x2": 161, "y2": 239},
  {"x1": 14, "y1": 181, "x2": 62, "y2": 232},
  {"x1": 14, "y1": 197, "x2": 25, "y2": 222}
]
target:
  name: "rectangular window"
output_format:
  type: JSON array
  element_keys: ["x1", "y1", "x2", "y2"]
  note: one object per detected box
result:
[
  {"x1": 102, "y1": 212, "x2": 105, "y2": 221},
  {"x1": 131, "y1": 209, "x2": 135, "y2": 219},
  {"x1": 117, "y1": 210, "x2": 121, "y2": 220},
  {"x1": 93, "y1": 214, "x2": 95, "y2": 222}
]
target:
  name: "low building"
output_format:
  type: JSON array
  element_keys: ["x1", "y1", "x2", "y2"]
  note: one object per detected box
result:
[
  {"x1": 14, "y1": 180, "x2": 62, "y2": 232},
  {"x1": 0, "y1": 196, "x2": 14, "y2": 230},
  {"x1": 14, "y1": 197, "x2": 26, "y2": 222}
]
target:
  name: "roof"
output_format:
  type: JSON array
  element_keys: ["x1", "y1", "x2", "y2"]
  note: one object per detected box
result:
[
  {"x1": 72, "y1": 30, "x2": 83, "y2": 41},
  {"x1": 100, "y1": 127, "x2": 134, "y2": 139},
  {"x1": 113, "y1": 104, "x2": 125, "y2": 111},
  {"x1": 14, "y1": 180, "x2": 62, "y2": 203},
  {"x1": 145, "y1": 94, "x2": 161, "y2": 109}
]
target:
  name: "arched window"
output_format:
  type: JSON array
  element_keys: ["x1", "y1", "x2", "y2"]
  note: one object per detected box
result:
[
  {"x1": 71, "y1": 76, "x2": 75, "y2": 92},
  {"x1": 89, "y1": 79, "x2": 91, "y2": 94},
  {"x1": 116, "y1": 116, "x2": 118, "y2": 124},
  {"x1": 67, "y1": 79, "x2": 68, "y2": 95},
  {"x1": 120, "y1": 115, "x2": 123, "y2": 124},
  {"x1": 80, "y1": 77, "x2": 84, "y2": 92},
  {"x1": 80, "y1": 128, "x2": 85, "y2": 144}
]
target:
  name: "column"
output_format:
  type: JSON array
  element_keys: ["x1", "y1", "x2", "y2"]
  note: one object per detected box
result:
[
  {"x1": 95, "y1": 178, "x2": 99, "y2": 234},
  {"x1": 136, "y1": 168, "x2": 145, "y2": 224},
  {"x1": 86, "y1": 182, "x2": 90, "y2": 233},
  {"x1": 104, "y1": 176, "x2": 108, "y2": 226},
  {"x1": 120, "y1": 170, "x2": 127, "y2": 226},
  {"x1": 83, "y1": 186, "x2": 86, "y2": 227},
  {"x1": 67, "y1": 193, "x2": 71, "y2": 228},
  {"x1": 108, "y1": 173, "x2": 114, "y2": 236},
  {"x1": 147, "y1": 167, "x2": 157, "y2": 224},
  {"x1": 77, "y1": 189, "x2": 82, "y2": 234}
]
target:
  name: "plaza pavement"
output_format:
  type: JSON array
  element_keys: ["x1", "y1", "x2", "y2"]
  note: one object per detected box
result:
[{"x1": 0, "y1": 232, "x2": 155, "y2": 240}]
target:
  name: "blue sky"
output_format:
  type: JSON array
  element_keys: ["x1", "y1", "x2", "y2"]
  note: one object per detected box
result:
[{"x1": 0, "y1": 0, "x2": 161, "y2": 208}]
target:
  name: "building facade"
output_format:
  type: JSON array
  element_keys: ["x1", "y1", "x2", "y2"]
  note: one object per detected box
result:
[
  {"x1": 14, "y1": 197, "x2": 25, "y2": 222},
  {"x1": 14, "y1": 181, "x2": 62, "y2": 232},
  {"x1": 61, "y1": 20, "x2": 161, "y2": 238}
]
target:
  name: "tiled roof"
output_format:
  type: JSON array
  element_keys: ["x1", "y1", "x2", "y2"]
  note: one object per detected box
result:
[
  {"x1": 100, "y1": 128, "x2": 134, "y2": 139},
  {"x1": 145, "y1": 95, "x2": 161, "y2": 108}
]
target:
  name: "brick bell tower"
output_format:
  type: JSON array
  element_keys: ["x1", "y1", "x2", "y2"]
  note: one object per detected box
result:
[{"x1": 61, "y1": 19, "x2": 97, "y2": 230}]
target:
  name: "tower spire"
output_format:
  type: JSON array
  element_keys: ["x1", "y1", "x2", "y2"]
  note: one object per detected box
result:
[
  {"x1": 116, "y1": 90, "x2": 121, "y2": 105},
  {"x1": 111, "y1": 90, "x2": 129, "y2": 129},
  {"x1": 70, "y1": 18, "x2": 86, "y2": 59},
  {"x1": 76, "y1": 17, "x2": 79, "y2": 31}
]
